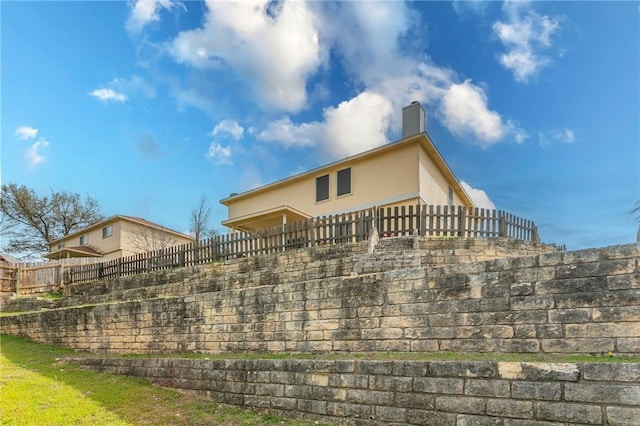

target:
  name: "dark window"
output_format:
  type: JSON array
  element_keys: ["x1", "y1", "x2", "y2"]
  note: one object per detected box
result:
[
  {"x1": 337, "y1": 168, "x2": 351, "y2": 196},
  {"x1": 316, "y1": 174, "x2": 329, "y2": 202},
  {"x1": 102, "y1": 225, "x2": 113, "y2": 238},
  {"x1": 79, "y1": 235, "x2": 88, "y2": 245}
]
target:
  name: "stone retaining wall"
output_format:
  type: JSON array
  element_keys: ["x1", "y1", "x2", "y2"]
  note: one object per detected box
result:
[
  {"x1": 2, "y1": 243, "x2": 638, "y2": 355},
  {"x1": 72, "y1": 357, "x2": 640, "y2": 426},
  {"x1": 1, "y1": 238, "x2": 554, "y2": 314}
]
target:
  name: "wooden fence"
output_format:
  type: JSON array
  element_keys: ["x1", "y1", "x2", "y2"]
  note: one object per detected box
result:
[
  {"x1": 66, "y1": 205, "x2": 538, "y2": 286},
  {"x1": 0, "y1": 258, "x2": 104, "y2": 294}
]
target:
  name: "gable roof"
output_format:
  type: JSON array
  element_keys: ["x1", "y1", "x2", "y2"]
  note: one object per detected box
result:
[
  {"x1": 0, "y1": 252, "x2": 19, "y2": 264},
  {"x1": 221, "y1": 132, "x2": 473, "y2": 207},
  {"x1": 43, "y1": 245, "x2": 103, "y2": 260},
  {"x1": 48, "y1": 215, "x2": 192, "y2": 245}
]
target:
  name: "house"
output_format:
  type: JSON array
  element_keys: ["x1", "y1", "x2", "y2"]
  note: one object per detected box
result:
[
  {"x1": 44, "y1": 215, "x2": 193, "y2": 260},
  {"x1": 221, "y1": 102, "x2": 475, "y2": 233}
]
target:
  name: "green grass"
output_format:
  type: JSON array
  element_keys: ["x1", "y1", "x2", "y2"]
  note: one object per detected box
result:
[
  {"x1": 37, "y1": 292, "x2": 64, "y2": 301},
  {"x1": 0, "y1": 335, "x2": 328, "y2": 426},
  {"x1": 2, "y1": 335, "x2": 638, "y2": 426}
]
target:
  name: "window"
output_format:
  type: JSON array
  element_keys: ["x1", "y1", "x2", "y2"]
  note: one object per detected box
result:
[
  {"x1": 448, "y1": 186, "x2": 454, "y2": 207},
  {"x1": 337, "y1": 167, "x2": 351, "y2": 196},
  {"x1": 102, "y1": 225, "x2": 113, "y2": 238},
  {"x1": 79, "y1": 235, "x2": 88, "y2": 245},
  {"x1": 316, "y1": 174, "x2": 329, "y2": 202}
]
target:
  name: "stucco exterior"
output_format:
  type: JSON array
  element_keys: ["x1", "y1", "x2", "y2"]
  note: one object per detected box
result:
[
  {"x1": 45, "y1": 216, "x2": 193, "y2": 260},
  {"x1": 222, "y1": 131, "x2": 474, "y2": 232}
]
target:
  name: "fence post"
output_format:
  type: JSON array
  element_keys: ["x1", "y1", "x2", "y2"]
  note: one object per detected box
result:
[
  {"x1": 179, "y1": 249, "x2": 186, "y2": 267},
  {"x1": 15, "y1": 267, "x2": 21, "y2": 295},
  {"x1": 532, "y1": 224, "x2": 539, "y2": 243},
  {"x1": 498, "y1": 213, "x2": 506, "y2": 238},
  {"x1": 213, "y1": 235, "x2": 219, "y2": 261},
  {"x1": 117, "y1": 258, "x2": 122, "y2": 278},
  {"x1": 457, "y1": 206, "x2": 466, "y2": 237}
]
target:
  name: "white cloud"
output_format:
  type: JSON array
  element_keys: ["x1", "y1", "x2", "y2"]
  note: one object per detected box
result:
[
  {"x1": 205, "y1": 143, "x2": 232, "y2": 165},
  {"x1": 439, "y1": 80, "x2": 528, "y2": 147},
  {"x1": 539, "y1": 128, "x2": 576, "y2": 147},
  {"x1": 259, "y1": 91, "x2": 392, "y2": 159},
  {"x1": 440, "y1": 81, "x2": 506, "y2": 145},
  {"x1": 493, "y1": 2, "x2": 560, "y2": 82},
  {"x1": 169, "y1": 0, "x2": 323, "y2": 112},
  {"x1": 126, "y1": 0, "x2": 181, "y2": 34},
  {"x1": 209, "y1": 120, "x2": 244, "y2": 141},
  {"x1": 169, "y1": 83, "x2": 216, "y2": 114},
  {"x1": 26, "y1": 138, "x2": 49, "y2": 168},
  {"x1": 461, "y1": 181, "x2": 496, "y2": 210},
  {"x1": 166, "y1": 1, "x2": 529, "y2": 154},
  {"x1": 322, "y1": 92, "x2": 393, "y2": 157},
  {"x1": 14, "y1": 126, "x2": 38, "y2": 140},
  {"x1": 258, "y1": 117, "x2": 321, "y2": 149},
  {"x1": 452, "y1": 0, "x2": 488, "y2": 17},
  {"x1": 89, "y1": 88, "x2": 128, "y2": 103},
  {"x1": 112, "y1": 75, "x2": 157, "y2": 99}
]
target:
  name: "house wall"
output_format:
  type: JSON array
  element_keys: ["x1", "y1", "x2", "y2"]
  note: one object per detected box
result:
[
  {"x1": 48, "y1": 221, "x2": 192, "y2": 260},
  {"x1": 226, "y1": 143, "x2": 424, "y2": 227},
  {"x1": 418, "y1": 148, "x2": 466, "y2": 206},
  {"x1": 119, "y1": 222, "x2": 193, "y2": 257},
  {"x1": 49, "y1": 221, "x2": 124, "y2": 259}
]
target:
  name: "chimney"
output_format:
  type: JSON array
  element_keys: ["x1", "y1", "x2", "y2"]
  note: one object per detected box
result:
[{"x1": 402, "y1": 101, "x2": 425, "y2": 138}]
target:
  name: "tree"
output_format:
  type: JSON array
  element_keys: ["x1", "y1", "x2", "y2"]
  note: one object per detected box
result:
[
  {"x1": 189, "y1": 194, "x2": 220, "y2": 242},
  {"x1": 127, "y1": 225, "x2": 178, "y2": 253},
  {"x1": 0, "y1": 183, "x2": 104, "y2": 258},
  {"x1": 633, "y1": 201, "x2": 640, "y2": 243}
]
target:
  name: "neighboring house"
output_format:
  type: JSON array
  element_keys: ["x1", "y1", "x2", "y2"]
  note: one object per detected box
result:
[
  {"x1": 44, "y1": 215, "x2": 193, "y2": 260},
  {"x1": 0, "y1": 253, "x2": 19, "y2": 264},
  {"x1": 221, "y1": 102, "x2": 475, "y2": 232}
]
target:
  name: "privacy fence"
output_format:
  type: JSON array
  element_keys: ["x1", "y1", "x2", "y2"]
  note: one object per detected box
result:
[
  {"x1": 66, "y1": 205, "x2": 539, "y2": 286},
  {"x1": 0, "y1": 258, "x2": 103, "y2": 294}
]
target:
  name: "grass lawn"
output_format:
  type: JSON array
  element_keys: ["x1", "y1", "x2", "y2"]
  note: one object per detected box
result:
[{"x1": 0, "y1": 335, "x2": 327, "y2": 426}]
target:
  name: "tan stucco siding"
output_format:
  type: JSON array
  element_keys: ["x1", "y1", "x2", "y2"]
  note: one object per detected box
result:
[
  {"x1": 418, "y1": 147, "x2": 467, "y2": 206},
  {"x1": 49, "y1": 221, "x2": 123, "y2": 257},
  {"x1": 49, "y1": 220, "x2": 192, "y2": 259},
  {"x1": 119, "y1": 222, "x2": 192, "y2": 255},
  {"x1": 226, "y1": 143, "x2": 421, "y2": 226}
]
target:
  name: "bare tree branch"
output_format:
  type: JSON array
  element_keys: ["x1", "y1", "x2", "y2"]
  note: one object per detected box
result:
[
  {"x1": 0, "y1": 183, "x2": 104, "y2": 258},
  {"x1": 190, "y1": 194, "x2": 218, "y2": 242},
  {"x1": 127, "y1": 226, "x2": 178, "y2": 252}
]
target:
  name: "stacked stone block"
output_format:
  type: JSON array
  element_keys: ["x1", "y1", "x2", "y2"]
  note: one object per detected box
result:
[
  {"x1": 72, "y1": 357, "x2": 640, "y2": 426},
  {"x1": 2, "y1": 243, "x2": 638, "y2": 356}
]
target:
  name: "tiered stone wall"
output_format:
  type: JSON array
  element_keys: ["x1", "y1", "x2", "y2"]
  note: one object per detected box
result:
[
  {"x1": 2, "y1": 242, "x2": 638, "y2": 355},
  {"x1": 73, "y1": 357, "x2": 639, "y2": 426},
  {"x1": 2, "y1": 238, "x2": 639, "y2": 425},
  {"x1": 0, "y1": 238, "x2": 553, "y2": 313}
]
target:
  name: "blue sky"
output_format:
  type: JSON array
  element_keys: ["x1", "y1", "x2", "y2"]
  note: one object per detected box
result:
[{"x1": 2, "y1": 0, "x2": 638, "y2": 251}]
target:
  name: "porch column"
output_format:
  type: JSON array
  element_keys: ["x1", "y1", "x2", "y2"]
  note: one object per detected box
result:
[{"x1": 282, "y1": 214, "x2": 287, "y2": 252}]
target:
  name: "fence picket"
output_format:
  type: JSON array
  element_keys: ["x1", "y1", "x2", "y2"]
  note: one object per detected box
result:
[{"x1": 37, "y1": 204, "x2": 541, "y2": 288}]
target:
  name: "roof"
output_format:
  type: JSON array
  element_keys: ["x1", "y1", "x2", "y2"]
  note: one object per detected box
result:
[
  {"x1": 221, "y1": 205, "x2": 312, "y2": 232},
  {"x1": 220, "y1": 132, "x2": 473, "y2": 207},
  {"x1": 0, "y1": 252, "x2": 20, "y2": 264},
  {"x1": 48, "y1": 215, "x2": 192, "y2": 245},
  {"x1": 43, "y1": 246, "x2": 103, "y2": 260}
]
